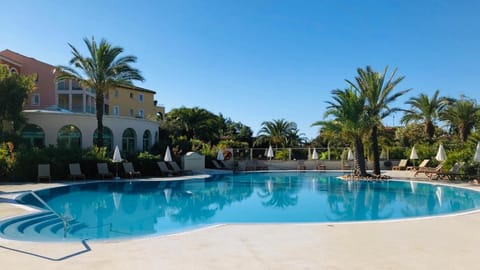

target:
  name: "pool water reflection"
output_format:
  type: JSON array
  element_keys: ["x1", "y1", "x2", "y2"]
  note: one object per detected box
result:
[{"x1": 2, "y1": 172, "x2": 480, "y2": 241}]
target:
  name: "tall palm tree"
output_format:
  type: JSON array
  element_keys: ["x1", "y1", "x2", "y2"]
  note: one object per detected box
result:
[
  {"x1": 254, "y1": 119, "x2": 298, "y2": 147},
  {"x1": 55, "y1": 37, "x2": 144, "y2": 147},
  {"x1": 441, "y1": 97, "x2": 479, "y2": 142},
  {"x1": 401, "y1": 90, "x2": 452, "y2": 143},
  {"x1": 312, "y1": 88, "x2": 369, "y2": 176},
  {"x1": 346, "y1": 66, "x2": 411, "y2": 175}
]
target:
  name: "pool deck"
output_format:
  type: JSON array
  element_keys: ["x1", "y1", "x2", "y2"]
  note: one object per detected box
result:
[{"x1": 1, "y1": 170, "x2": 480, "y2": 270}]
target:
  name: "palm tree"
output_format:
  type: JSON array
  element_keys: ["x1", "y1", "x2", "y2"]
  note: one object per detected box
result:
[
  {"x1": 55, "y1": 37, "x2": 144, "y2": 147},
  {"x1": 346, "y1": 66, "x2": 411, "y2": 175},
  {"x1": 401, "y1": 90, "x2": 452, "y2": 143},
  {"x1": 441, "y1": 97, "x2": 479, "y2": 142},
  {"x1": 312, "y1": 88, "x2": 369, "y2": 176},
  {"x1": 167, "y1": 107, "x2": 221, "y2": 142},
  {"x1": 254, "y1": 119, "x2": 298, "y2": 147}
]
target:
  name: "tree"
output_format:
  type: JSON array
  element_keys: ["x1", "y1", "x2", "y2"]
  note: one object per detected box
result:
[
  {"x1": 166, "y1": 107, "x2": 221, "y2": 143},
  {"x1": 55, "y1": 37, "x2": 144, "y2": 147},
  {"x1": 0, "y1": 64, "x2": 35, "y2": 134},
  {"x1": 401, "y1": 90, "x2": 452, "y2": 143},
  {"x1": 346, "y1": 66, "x2": 410, "y2": 175},
  {"x1": 254, "y1": 119, "x2": 299, "y2": 148},
  {"x1": 312, "y1": 88, "x2": 369, "y2": 176},
  {"x1": 440, "y1": 97, "x2": 479, "y2": 142}
]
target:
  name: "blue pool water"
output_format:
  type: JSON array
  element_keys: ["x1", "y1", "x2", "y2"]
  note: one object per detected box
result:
[{"x1": 2, "y1": 172, "x2": 480, "y2": 241}]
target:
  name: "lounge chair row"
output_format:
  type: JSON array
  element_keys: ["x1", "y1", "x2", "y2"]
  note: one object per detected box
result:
[{"x1": 37, "y1": 161, "x2": 192, "y2": 182}]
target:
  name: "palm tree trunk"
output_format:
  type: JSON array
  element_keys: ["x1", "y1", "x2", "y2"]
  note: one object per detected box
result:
[
  {"x1": 95, "y1": 92, "x2": 104, "y2": 148},
  {"x1": 354, "y1": 137, "x2": 368, "y2": 177},
  {"x1": 371, "y1": 125, "x2": 381, "y2": 175}
]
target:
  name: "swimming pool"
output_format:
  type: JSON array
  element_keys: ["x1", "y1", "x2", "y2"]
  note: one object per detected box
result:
[{"x1": 1, "y1": 172, "x2": 480, "y2": 241}]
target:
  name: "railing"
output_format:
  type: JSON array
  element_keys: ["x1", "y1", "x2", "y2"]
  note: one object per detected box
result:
[{"x1": 29, "y1": 191, "x2": 72, "y2": 238}]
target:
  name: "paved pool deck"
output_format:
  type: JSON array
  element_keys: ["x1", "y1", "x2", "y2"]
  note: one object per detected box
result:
[{"x1": 1, "y1": 171, "x2": 480, "y2": 270}]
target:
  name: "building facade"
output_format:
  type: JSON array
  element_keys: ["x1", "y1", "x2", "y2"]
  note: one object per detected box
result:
[{"x1": 0, "y1": 49, "x2": 165, "y2": 152}]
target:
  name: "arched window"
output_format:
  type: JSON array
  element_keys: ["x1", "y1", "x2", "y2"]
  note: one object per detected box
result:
[
  {"x1": 57, "y1": 125, "x2": 82, "y2": 148},
  {"x1": 21, "y1": 124, "x2": 45, "y2": 147},
  {"x1": 142, "y1": 130, "x2": 151, "y2": 151},
  {"x1": 122, "y1": 128, "x2": 137, "y2": 154},
  {"x1": 93, "y1": 126, "x2": 114, "y2": 151}
]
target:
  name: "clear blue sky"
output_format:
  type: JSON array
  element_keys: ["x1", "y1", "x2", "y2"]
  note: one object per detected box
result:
[{"x1": 2, "y1": 0, "x2": 479, "y2": 139}]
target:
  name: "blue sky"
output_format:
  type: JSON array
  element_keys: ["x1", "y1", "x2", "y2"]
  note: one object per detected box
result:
[{"x1": 2, "y1": 0, "x2": 479, "y2": 139}]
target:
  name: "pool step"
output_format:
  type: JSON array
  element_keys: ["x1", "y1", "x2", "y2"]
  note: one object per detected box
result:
[{"x1": 0, "y1": 211, "x2": 88, "y2": 241}]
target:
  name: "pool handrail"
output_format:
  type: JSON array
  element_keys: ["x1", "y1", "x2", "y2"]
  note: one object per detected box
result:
[{"x1": 29, "y1": 191, "x2": 72, "y2": 238}]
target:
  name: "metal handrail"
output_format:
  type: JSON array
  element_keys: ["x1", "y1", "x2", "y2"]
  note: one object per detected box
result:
[{"x1": 29, "y1": 191, "x2": 72, "y2": 238}]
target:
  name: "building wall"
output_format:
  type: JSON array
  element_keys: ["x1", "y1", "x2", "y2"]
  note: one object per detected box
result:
[
  {"x1": 24, "y1": 111, "x2": 159, "y2": 151},
  {"x1": 1, "y1": 49, "x2": 165, "y2": 150},
  {"x1": 0, "y1": 49, "x2": 57, "y2": 109}
]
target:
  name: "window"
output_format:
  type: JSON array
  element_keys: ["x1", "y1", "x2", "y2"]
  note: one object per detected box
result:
[
  {"x1": 138, "y1": 94, "x2": 144, "y2": 103},
  {"x1": 122, "y1": 128, "x2": 137, "y2": 154},
  {"x1": 113, "y1": 106, "x2": 120, "y2": 116},
  {"x1": 93, "y1": 127, "x2": 113, "y2": 151},
  {"x1": 129, "y1": 109, "x2": 134, "y2": 117},
  {"x1": 138, "y1": 109, "x2": 144, "y2": 118},
  {"x1": 57, "y1": 125, "x2": 82, "y2": 148},
  {"x1": 31, "y1": 94, "x2": 40, "y2": 105},
  {"x1": 21, "y1": 124, "x2": 45, "y2": 148},
  {"x1": 114, "y1": 90, "x2": 119, "y2": 97},
  {"x1": 9, "y1": 68, "x2": 17, "y2": 73},
  {"x1": 129, "y1": 92, "x2": 134, "y2": 99},
  {"x1": 57, "y1": 80, "x2": 66, "y2": 90},
  {"x1": 71, "y1": 80, "x2": 82, "y2": 90},
  {"x1": 142, "y1": 130, "x2": 151, "y2": 151}
]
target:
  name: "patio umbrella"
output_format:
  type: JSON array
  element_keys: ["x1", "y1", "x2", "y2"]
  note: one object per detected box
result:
[
  {"x1": 347, "y1": 148, "x2": 354, "y2": 161},
  {"x1": 216, "y1": 149, "x2": 224, "y2": 161},
  {"x1": 435, "y1": 144, "x2": 446, "y2": 162},
  {"x1": 474, "y1": 142, "x2": 480, "y2": 162},
  {"x1": 164, "y1": 146, "x2": 173, "y2": 162},
  {"x1": 312, "y1": 148, "x2": 319, "y2": 160},
  {"x1": 267, "y1": 145, "x2": 274, "y2": 160},
  {"x1": 112, "y1": 145, "x2": 122, "y2": 179},
  {"x1": 410, "y1": 146, "x2": 418, "y2": 166},
  {"x1": 474, "y1": 142, "x2": 480, "y2": 177}
]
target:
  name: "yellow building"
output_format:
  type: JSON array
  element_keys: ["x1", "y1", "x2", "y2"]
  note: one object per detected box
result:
[{"x1": 2, "y1": 49, "x2": 165, "y2": 153}]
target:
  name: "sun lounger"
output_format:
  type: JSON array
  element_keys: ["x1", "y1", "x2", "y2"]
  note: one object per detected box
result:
[
  {"x1": 68, "y1": 163, "x2": 86, "y2": 180},
  {"x1": 315, "y1": 163, "x2": 326, "y2": 170},
  {"x1": 414, "y1": 162, "x2": 443, "y2": 178},
  {"x1": 123, "y1": 162, "x2": 141, "y2": 178},
  {"x1": 437, "y1": 162, "x2": 466, "y2": 180},
  {"x1": 168, "y1": 161, "x2": 193, "y2": 175},
  {"x1": 97, "y1": 163, "x2": 113, "y2": 179},
  {"x1": 157, "y1": 161, "x2": 177, "y2": 176},
  {"x1": 393, "y1": 159, "x2": 408, "y2": 170},
  {"x1": 37, "y1": 164, "x2": 51, "y2": 182},
  {"x1": 219, "y1": 160, "x2": 233, "y2": 170},
  {"x1": 410, "y1": 159, "x2": 430, "y2": 171},
  {"x1": 212, "y1": 160, "x2": 228, "y2": 170},
  {"x1": 296, "y1": 160, "x2": 306, "y2": 170}
]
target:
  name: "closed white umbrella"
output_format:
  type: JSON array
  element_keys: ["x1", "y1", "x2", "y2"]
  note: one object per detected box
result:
[
  {"x1": 164, "y1": 146, "x2": 173, "y2": 162},
  {"x1": 435, "y1": 144, "x2": 446, "y2": 162},
  {"x1": 312, "y1": 148, "x2": 319, "y2": 160},
  {"x1": 216, "y1": 149, "x2": 224, "y2": 161},
  {"x1": 112, "y1": 145, "x2": 122, "y2": 179},
  {"x1": 267, "y1": 145, "x2": 274, "y2": 160},
  {"x1": 410, "y1": 146, "x2": 418, "y2": 166},
  {"x1": 347, "y1": 148, "x2": 354, "y2": 161},
  {"x1": 112, "y1": 145, "x2": 122, "y2": 163},
  {"x1": 474, "y1": 142, "x2": 480, "y2": 177},
  {"x1": 474, "y1": 142, "x2": 480, "y2": 162}
]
